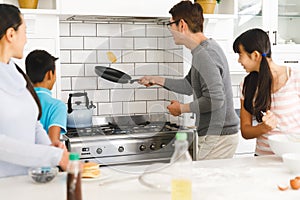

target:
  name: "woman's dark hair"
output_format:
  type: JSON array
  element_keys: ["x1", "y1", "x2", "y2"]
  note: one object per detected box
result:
[
  {"x1": 0, "y1": 4, "x2": 22, "y2": 39},
  {"x1": 25, "y1": 50, "x2": 58, "y2": 84},
  {"x1": 0, "y1": 4, "x2": 42, "y2": 120},
  {"x1": 233, "y1": 28, "x2": 272, "y2": 122},
  {"x1": 169, "y1": 1, "x2": 204, "y2": 33}
]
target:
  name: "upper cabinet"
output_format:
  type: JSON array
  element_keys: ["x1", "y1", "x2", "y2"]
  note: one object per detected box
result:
[
  {"x1": 234, "y1": 0, "x2": 300, "y2": 67},
  {"x1": 1, "y1": 0, "x2": 58, "y2": 14},
  {"x1": 235, "y1": 0, "x2": 300, "y2": 48}
]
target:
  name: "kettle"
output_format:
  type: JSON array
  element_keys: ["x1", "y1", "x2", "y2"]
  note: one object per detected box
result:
[{"x1": 67, "y1": 92, "x2": 96, "y2": 128}]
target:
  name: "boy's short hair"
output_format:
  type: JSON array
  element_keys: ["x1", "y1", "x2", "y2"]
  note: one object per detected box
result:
[{"x1": 25, "y1": 50, "x2": 58, "y2": 84}]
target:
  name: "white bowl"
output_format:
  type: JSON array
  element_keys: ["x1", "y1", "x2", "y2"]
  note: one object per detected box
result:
[
  {"x1": 282, "y1": 153, "x2": 300, "y2": 174},
  {"x1": 268, "y1": 134, "x2": 300, "y2": 157}
]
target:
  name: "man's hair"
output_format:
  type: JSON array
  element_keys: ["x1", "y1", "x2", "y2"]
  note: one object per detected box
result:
[
  {"x1": 169, "y1": 1, "x2": 204, "y2": 33},
  {"x1": 25, "y1": 50, "x2": 58, "y2": 84}
]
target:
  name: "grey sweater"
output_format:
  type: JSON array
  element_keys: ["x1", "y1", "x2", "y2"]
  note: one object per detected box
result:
[{"x1": 164, "y1": 39, "x2": 239, "y2": 136}]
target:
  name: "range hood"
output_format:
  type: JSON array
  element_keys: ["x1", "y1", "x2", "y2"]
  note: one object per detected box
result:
[
  {"x1": 65, "y1": 15, "x2": 168, "y2": 24},
  {"x1": 59, "y1": 0, "x2": 176, "y2": 23}
]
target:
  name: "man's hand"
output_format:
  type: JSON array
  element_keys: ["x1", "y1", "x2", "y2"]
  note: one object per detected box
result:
[{"x1": 167, "y1": 100, "x2": 182, "y2": 116}]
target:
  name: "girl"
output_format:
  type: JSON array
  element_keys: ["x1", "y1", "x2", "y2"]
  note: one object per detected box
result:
[
  {"x1": 233, "y1": 28, "x2": 300, "y2": 155},
  {"x1": 0, "y1": 4, "x2": 69, "y2": 177}
]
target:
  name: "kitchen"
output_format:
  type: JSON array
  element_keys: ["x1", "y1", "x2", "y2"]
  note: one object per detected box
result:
[{"x1": 1, "y1": 0, "x2": 300, "y2": 199}]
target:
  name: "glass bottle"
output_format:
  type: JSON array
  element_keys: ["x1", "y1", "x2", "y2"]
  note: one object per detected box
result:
[
  {"x1": 67, "y1": 152, "x2": 82, "y2": 200},
  {"x1": 170, "y1": 132, "x2": 192, "y2": 200}
]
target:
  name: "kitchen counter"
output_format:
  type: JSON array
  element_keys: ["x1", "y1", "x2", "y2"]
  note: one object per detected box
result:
[{"x1": 1, "y1": 155, "x2": 299, "y2": 200}]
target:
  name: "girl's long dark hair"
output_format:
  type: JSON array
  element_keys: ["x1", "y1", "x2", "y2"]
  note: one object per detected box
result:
[
  {"x1": 0, "y1": 4, "x2": 42, "y2": 120},
  {"x1": 233, "y1": 28, "x2": 272, "y2": 122}
]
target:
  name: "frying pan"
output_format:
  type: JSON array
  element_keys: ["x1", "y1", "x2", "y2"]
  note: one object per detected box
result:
[{"x1": 95, "y1": 66, "x2": 139, "y2": 84}]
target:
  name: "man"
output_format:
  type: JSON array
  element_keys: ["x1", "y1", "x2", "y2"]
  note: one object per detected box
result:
[
  {"x1": 26, "y1": 50, "x2": 67, "y2": 144},
  {"x1": 139, "y1": 1, "x2": 239, "y2": 159}
]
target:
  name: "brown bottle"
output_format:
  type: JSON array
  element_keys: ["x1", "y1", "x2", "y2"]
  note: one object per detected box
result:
[{"x1": 67, "y1": 153, "x2": 82, "y2": 200}]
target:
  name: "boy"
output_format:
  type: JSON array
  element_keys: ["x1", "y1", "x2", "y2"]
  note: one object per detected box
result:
[{"x1": 26, "y1": 50, "x2": 67, "y2": 144}]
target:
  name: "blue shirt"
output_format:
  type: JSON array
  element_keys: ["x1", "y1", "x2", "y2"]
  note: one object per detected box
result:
[{"x1": 34, "y1": 87, "x2": 67, "y2": 134}]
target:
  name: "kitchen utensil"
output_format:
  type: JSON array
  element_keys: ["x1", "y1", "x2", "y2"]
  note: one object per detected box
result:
[
  {"x1": 95, "y1": 66, "x2": 139, "y2": 84},
  {"x1": 67, "y1": 92, "x2": 96, "y2": 128}
]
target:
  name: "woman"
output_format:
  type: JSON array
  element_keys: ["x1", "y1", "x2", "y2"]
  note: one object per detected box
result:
[
  {"x1": 0, "y1": 4, "x2": 69, "y2": 177},
  {"x1": 233, "y1": 28, "x2": 300, "y2": 155}
]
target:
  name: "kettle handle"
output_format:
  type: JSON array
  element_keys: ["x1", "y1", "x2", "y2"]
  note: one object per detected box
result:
[{"x1": 67, "y1": 92, "x2": 90, "y2": 113}]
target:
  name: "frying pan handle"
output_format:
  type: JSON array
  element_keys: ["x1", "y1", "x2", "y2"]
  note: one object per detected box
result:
[
  {"x1": 130, "y1": 79, "x2": 140, "y2": 84},
  {"x1": 67, "y1": 92, "x2": 90, "y2": 113}
]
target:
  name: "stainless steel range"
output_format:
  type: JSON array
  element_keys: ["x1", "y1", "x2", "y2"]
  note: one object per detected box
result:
[{"x1": 64, "y1": 114, "x2": 197, "y2": 165}]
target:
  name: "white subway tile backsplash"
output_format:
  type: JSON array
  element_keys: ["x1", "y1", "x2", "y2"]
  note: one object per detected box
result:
[
  {"x1": 162, "y1": 37, "x2": 177, "y2": 49},
  {"x1": 168, "y1": 63, "x2": 181, "y2": 76},
  {"x1": 86, "y1": 90, "x2": 110, "y2": 102},
  {"x1": 163, "y1": 51, "x2": 174, "y2": 62},
  {"x1": 60, "y1": 21, "x2": 184, "y2": 117},
  {"x1": 84, "y1": 37, "x2": 109, "y2": 49},
  {"x1": 60, "y1": 50, "x2": 71, "y2": 63},
  {"x1": 173, "y1": 50, "x2": 184, "y2": 63},
  {"x1": 98, "y1": 102, "x2": 123, "y2": 115},
  {"x1": 60, "y1": 37, "x2": 83, "y2": 50},
  {"x1": 59, "y1": 23, "x2": 70, "y2": 36},
  {"x1": 71, "y1": 23, "x2": 97, "y2": 36},
  {"x1": 60, "y1": 91, "x2": 71, "y2": 103},
  {"x1": 135, "y1": 63, "x2": 158, "y2": 75},
  {"x1": 61, "y1": 77, "x2": 71, "y2": 90},
  {"x1": 135, "y1": 89, "x2": 157, "y2": 100},
  {"x1": 110, "y1": 38, "x2": 134, "y2": 50},
  {"x1": 111, "y1": 89, "x2": 134, "y2": 102},
  {"x1": 146, "y1": 25, "x2": 165, "y2": 37},
  {"x1": 158, "y1": 63, "x2": 169, "y2": 75},
  {"x1": 71, "y1": 50, "x2": 97, "y2": 63},
  {"x1": 71, "y1": 77, "x2": 97, "y2": 90},
  {"x1": 97, "y1": 50, "x2": 122, "y2": 63},
  {"x1": 123, "y1": 24, "x2": 145, "y2": 37},
  {"x1": 110, "y1": 63, "x2": 134, "y2": 75},
  {"x1": 98, "y1": 78, "x2": 122, "y2": 89},
  {"x1": 158, "y1": 88, "x2": 168, "y2": 100},
  {"x1": 97, "y1": 24, "x2": 121, "y2": 37},
  {"x1": 122, "y1": 50, "x2": 145, "y2": 63},
  {"x1": 146, "y1": 50, "x2": 164, "y2": 62},
  {"x1": 134, "y1": 38, "x2": 157, "y2": 49},
  {"x1": 85, "y1": 63, "x2": 98, "y2": 76},
  {"x1": 61, "y1": 64, "x2": 84, "y2": 77},
  {"x1": 123, "y1": 101, "x2": 146, "y2": 114},
  {"x1": 147, "y1": 101, "x2": 166, "y2": 113}
]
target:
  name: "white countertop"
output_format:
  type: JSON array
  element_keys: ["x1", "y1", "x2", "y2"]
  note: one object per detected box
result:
[{"x1": 1, "y1": 156, "x2": 300, "y2": 200}]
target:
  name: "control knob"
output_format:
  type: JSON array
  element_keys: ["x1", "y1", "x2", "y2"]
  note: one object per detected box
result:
[
  {"x1": 150, "y1": 144, "x2": 156, "y2": 150},
  {"x1": 96, "y1": 148, "x2": 103, "y2": 154},
  {"x1": 139, "y1": 145, "x2": 146, "y2": 151},
  {"x1": 161, "y1": 143, "x2": 166, "y2": 148},
  {"x1": 118, "y1": 146, "x2": 124, "y2": 152}
]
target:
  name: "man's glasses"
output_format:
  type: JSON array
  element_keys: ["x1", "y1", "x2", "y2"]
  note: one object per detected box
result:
[{"x1": 166, "y1": 19, "x2": 180, "y2": 28}]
